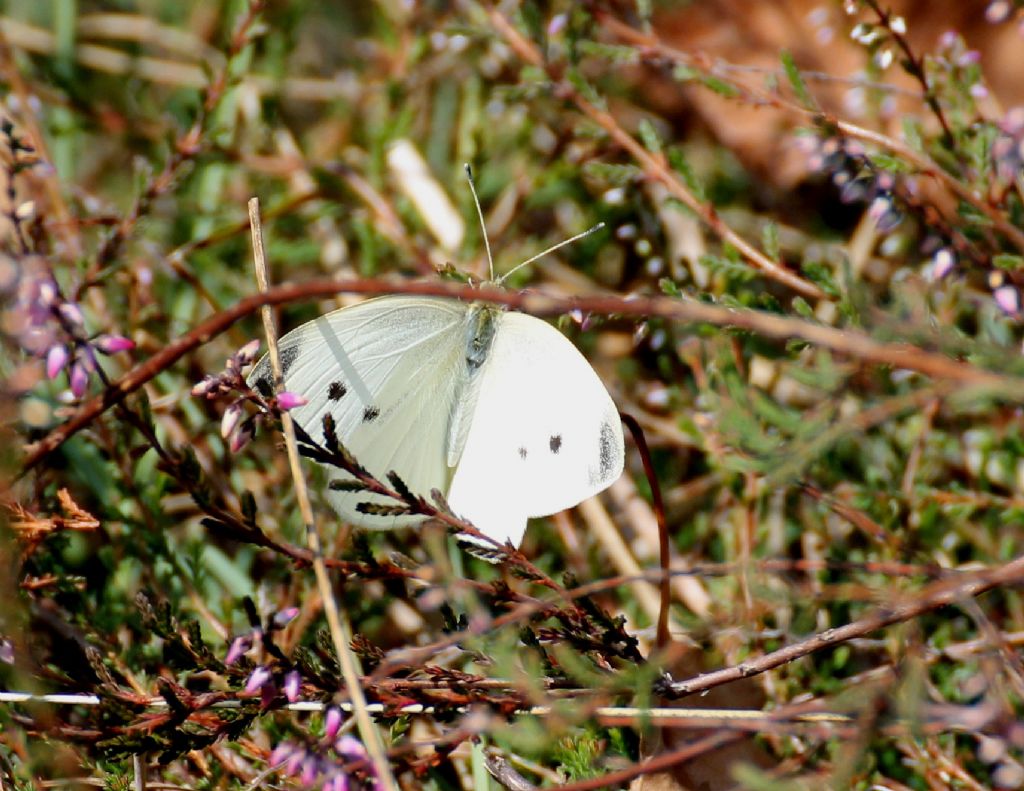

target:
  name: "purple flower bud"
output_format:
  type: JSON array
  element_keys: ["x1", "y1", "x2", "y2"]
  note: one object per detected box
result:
[
  {"x1": 236, "y1": 339, "x2": 262, "y2": 366},
  {"x1": 324, "y1": 707, "x2": 343, "y2": 740},
  {"x1": 57, "y1": 302, "x2": 85, "y2": 329},
  {"x1": 931, "y1": 248, "x2": 956, "y2": 280},
  {"x1": 1002, "y1": 107, "x2": 1024, "y2": 134},
  {"x1": 547, "y1": 13, "x2": 568, "y2": 36},
  {"x1": 323, "y1": 774, "x2": 349, "y2": 791},
  {"x1": 868, "y1": 195, "x2": 890, "y2": 222},
  {"x1": 191, "y1": 377, "x2": 215, "y2": 396},
  {"x1": 37, "y1": 279, "x2": 58, "y2": 307},
  {"x1": 334, "y1": 735, "x2": 367, "y2": 761},
  {"x1": 284, "y1": 670, "x2": 302, "y2": 703},
  {"x1": 225, "y1": 635, "x2": 252, "y2": 665},
  {"x1": 93, "y1": 334, "x2": 135, "y2": 355},
  {"x1": 245, "y1": 665, "x2": 272, "y2": 693},
  {"x1": 273, "y1": 607, "x2": 300, "y2": 628},
  {"x1": 285, "y1": 747, "x2": 307, "y2": 776},
  {"x1": 987, "y1": 0, "x2": 1012, "y2": 23},
  {"x1": 957, "y1": 50, "x2": 982, "y2": 66},
  {"x1": 277, "y1": 391, "x2": 309, "y2": 410},
  {"x1": 0, "y1": 638, "x2": 13, "y2": 664},
  {"x1": 970, "y1": 83, "x2": 989, "y2": 100},
  {"x1": 221, "y1": 401, "x2": 244, "y2": 439},
  {"x1": 230, "y1": 420, "x2": 257, "y2": 453},
  {"x1": 995, "y1": 284, "x2": 1021, "y2": 315},
  {"x1": 300, "y1": 756, "x2": 320, "y2": 787},
  {"x1": 69, "y1": 361, "x2": 90, "y2": 398},
  {"x1": 270, "y1": 742, "x2": 295, "y2": 767},
  {"x1": 46, "y1": 344, "x2": 69, "y2": 379}
]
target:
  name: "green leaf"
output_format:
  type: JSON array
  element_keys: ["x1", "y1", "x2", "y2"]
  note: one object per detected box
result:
[
  {"x1": 638, "y1": 118, "x2": 661, "y2": 156},
  {"x1": 762, "y1": 221, "x2": 780, "y2": 261},
  {"x1": 781, "y1": 50, "x2": 815, "y2": 109},
  {"x1": 993, "y1": 253, "x2": 1023, "y2": 271},
  {"x1": 666, "y1": 147, "x2": 706, "y2": 201}
]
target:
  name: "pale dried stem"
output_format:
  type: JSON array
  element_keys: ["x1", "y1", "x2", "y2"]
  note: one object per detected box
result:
[{"x1": 246, "y1": 198, "x2": 399, "y2": 791}]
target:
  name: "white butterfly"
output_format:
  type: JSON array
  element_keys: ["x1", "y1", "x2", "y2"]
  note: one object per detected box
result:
[{"x1": 247, "y1": 175, "x2": 624, "y2": 549}]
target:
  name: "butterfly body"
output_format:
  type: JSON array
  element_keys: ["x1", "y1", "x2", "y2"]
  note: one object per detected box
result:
[{"x1": 249, "y1": 295, "x2": 624, "y2": 547}]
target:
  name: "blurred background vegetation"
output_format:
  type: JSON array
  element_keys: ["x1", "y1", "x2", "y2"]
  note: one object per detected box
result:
[{"x1": 4, "y1": 0, "x2": 1024, "y2": 788}]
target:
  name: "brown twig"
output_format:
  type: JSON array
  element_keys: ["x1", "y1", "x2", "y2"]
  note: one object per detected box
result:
[
  {"x1": 663, "y1": 551, "x2": 1024, "y2": 698},
  {"x1": 21, "y1": 277, "x2": 1019, "y2": 471},
  {"x1": 620, "y1": 413, "x2": 670, "y2": 650}
]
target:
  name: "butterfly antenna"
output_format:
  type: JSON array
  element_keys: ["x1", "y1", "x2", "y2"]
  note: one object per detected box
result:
[
  {"x1": 464, "y1": 163, "x2": 495, "y2": 282},
  {"x1": 497, "y1": 222, "x2": 606, "y2": 285}
]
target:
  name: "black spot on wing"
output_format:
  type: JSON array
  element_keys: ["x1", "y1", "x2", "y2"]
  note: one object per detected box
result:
[
  {"x1": 597, "y1": 420, "x2": 617, "y2": 480},
  {"x1": 549, "y1": 435, "x2": 562, "y2": 454},
  {"x1": 518, "y1": 447, "x2": 528, "y2": 459},
  {"x1": 328, "y1": 381, "x2": 347, "y2": 400},
  {"x1": 279, "y1": 345, "x2": 299, "y2": 378},
  {"x1": 362, "y1": 406, "x2": 380, "y2": 422}
]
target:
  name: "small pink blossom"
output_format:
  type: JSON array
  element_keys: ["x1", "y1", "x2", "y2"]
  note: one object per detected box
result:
[
  {"x1": 994, "y1": 284, "x2": 1021, "y2": 315},
  {"x1": 69, "y1": 361, "x2": 89, "y2": 397},
  {"x1": 93, "y1": 334, "x2": 135, "y2": 354},
  {"x1": 273, "y1": 607, "x2": 300, "y2": 627},
  {"x1": 221, "y1": 402, "x2": 244, "y2": 439},
  {"x1": 225, "y1": 635, "x2": 252, "y2": 665},
  {"x1": 230, "y1": 420, "x2": 257, "y2": 453},
  {"x1": 334, "y1": 735, "x2": 367, "y2": 761},
  {"x1": 284, "y1": 670, "x2": 302, "y2": 703},
  {"x1": 324, "y1": 707, "x2": 343, "y2": 740},
  {"x1": 931, "y1": 248, "x2": 956, "y2": 280},
  {"x1": 245, "y1": 665, "x2": 272, "y2": 693},
  {"x1": 277, "y1": 391, "x2": 309, "y2": 410},
  {"x1": 46, "y1": 345, "x2": 68, "y2": 379}
]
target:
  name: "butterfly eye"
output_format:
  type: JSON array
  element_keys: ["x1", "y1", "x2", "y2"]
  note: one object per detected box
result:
[{"x1": 549, "y1": 435, "x2": 562, "y2": 454}]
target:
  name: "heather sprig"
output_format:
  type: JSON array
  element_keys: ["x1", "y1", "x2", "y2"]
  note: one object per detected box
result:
[{"x1": 191, "y1": 340, "x2": 307, "y2": 451}]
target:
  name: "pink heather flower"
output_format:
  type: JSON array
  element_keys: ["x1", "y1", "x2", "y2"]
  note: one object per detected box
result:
[
  {"x1": 225, "y1": 635, "x2": 252, "y2": 665},
  {"x1": 300, "y1": 756, "x2": 319, "y2": 787},
  {"x1": 230, "y1": 420, "x2": 257, "y2": 453},
  {"x1": 957, "y1": 50, "x2": 982, "y2": 66},
  {"x1": 277, "y1": 392, "x2": 308, "y2": 410},
  {"x1": 221, "y1": 402, "x2": 244, "y2": 439},
  {"x1": 285, "y1": 747, "x2": 307, "y2": 776},
  {"x1": 270, "y1": 742, "x2": 296, "y2": 767},
  {"x1": 284, "y1": 670, "x2": 302, "y2": 703},
  {"x1": 69, "y1": 361, "x2": 90, "y2": 398},
  {"x1": 245, "y1": 665, "x2": 272, "y2": 693},
  {"x1": 547, "y1": 13, "x2": 568, "y2": 36},
  {"x1": 324, "y1": 774, "x2": 349, "y2": 791},
  {"x1": 970, "y1": 84, "x2": 989, "y2": 100},
  {"x1": 57, "y1": 302, "x2": 85, "y2": 329},
  {"x1": 931, "y1": 248, "x2": 956, "y2": 280},
  {"x1": 234, "y1": 339, "x2": 262, "y2": 367},
  {"x1": 334, "y1": 735, "x2": 367, "y2": 761},
  {"x1": 987, "y1": 0, "x2": 1013, "y2": 23},
  {"x1": 93, "y1": 334, "x2": 135, "y2": 354},
  {"x1": 994, "y1": 284, "x2": 1021, "y2": 315},
  {"x1": 46, "y1": 344, "x2": 68, "y2": 379},
  {"x1": 324, "y1": 707, "x2": 343, "y2": 740},
  {"x1": 273, "y1": 607, "x2": 300, "y2": 628},
  {"x1": 191, "y1": 377, "x2": 215, "y2": 396}
]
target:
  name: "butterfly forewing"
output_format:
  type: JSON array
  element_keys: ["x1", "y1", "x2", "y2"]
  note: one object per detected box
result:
[{"x1": 248, "y1": 296, "x2": 470, "y2": 527}]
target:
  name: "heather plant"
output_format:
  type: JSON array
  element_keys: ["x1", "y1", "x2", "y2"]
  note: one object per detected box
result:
[{"x1": 4, "y1": 1, "x2": 1024, "y2": 789}]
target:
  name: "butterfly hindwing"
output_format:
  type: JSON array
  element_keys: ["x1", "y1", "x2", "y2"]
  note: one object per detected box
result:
[{"x1": 445, "y1": 311, "x2": 625, "y2": 547}]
